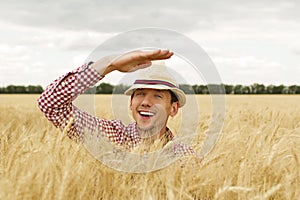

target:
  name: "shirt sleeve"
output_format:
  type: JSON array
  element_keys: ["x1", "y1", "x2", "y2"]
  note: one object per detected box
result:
[{"x1": 37, "y1": 63, "x2": 105, "y2": 141}]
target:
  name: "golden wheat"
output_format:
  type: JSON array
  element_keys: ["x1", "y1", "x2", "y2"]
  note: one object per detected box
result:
[{"x1": 0, "y1": 94, "x2": 299, "y2": 199}]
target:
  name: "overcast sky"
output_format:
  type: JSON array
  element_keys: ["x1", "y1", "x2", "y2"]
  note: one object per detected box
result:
[{"x1": 0, "y1": 0, "x2": 299, "y2": 87}]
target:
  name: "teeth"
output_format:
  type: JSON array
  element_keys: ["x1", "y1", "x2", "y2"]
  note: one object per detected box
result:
[{"x1": 139, "y1": 111, "x2": 154, "y2": 116}]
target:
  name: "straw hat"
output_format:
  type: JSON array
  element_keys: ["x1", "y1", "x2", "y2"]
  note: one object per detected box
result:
[{"x1": 124, "y1": 61, "x2": 186, "y2": 107}]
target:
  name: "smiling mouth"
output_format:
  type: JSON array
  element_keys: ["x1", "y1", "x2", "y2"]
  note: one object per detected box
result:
[{"x1": 139, "y1": 111, "x2": 155, "y2": 117}]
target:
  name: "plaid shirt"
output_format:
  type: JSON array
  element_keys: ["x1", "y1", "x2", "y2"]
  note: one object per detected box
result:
[{"x1": 38, "y1": 63, "x2": 196, "y2": 157}]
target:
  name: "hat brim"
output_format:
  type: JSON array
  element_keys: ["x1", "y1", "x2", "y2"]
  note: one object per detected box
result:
[{"x1": 124, "y1": 84, "x2": 186, "y2": 107}]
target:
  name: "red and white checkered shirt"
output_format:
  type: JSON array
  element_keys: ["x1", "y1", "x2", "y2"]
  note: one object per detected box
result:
[{"x1": 38, "y1": 63, "x2": 196, "y2": 157}]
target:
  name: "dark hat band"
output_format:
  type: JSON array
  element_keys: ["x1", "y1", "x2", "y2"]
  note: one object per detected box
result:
[{"x1": 134, "y1": 79, "x2": 178, "y2": 88}]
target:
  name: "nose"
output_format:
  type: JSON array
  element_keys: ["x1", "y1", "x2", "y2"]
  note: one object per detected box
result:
[{"x1": 141, "y1": 94, "x2": 152, "y2": 107}]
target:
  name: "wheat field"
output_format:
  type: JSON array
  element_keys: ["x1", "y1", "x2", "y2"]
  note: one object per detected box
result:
[{"x1": 0, "y1": 94, "x2": 299, "y2": 200}]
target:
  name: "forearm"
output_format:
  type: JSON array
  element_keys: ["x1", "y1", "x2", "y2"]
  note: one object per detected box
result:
[
  {"x1": 90, "y1": 54, "x2": 118, "y2": 76},
  {"x1": 37, "y1": 63, "x2": 104, "y2": 129}
]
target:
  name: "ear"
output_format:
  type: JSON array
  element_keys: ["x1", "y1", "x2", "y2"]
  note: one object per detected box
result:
[{"x1": 170, "y1": 102, "x2": 179, "y2": 117}]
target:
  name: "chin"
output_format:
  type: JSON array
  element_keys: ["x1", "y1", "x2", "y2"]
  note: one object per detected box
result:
[
  {"x1": 137, "y1": 123, "x2": 164, "y2": 138},
  {"x1": 137, "y1": 123, "x2": 155, "y2": 131}
]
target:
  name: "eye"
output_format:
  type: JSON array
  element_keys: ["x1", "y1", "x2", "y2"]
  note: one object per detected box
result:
[
  {"x1": 154, "y1": 94, "x2": 163, "y2": 99},
  {"x1": 135, "y1": 91, "x2": 145, "y2": 96}
]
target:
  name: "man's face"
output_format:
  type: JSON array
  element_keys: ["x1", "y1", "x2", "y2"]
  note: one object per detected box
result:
[{"x1": 130, "y1": 88, "x2": 179, "y2": 137}]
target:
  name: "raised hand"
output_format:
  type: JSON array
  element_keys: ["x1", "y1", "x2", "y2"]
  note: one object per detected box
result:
[
  {"x1": 95, "y1": 49, "x2": 174, "y2": 76},
  {"x1": 110, "y1": 49, "x2": 173, "y2": 73}
]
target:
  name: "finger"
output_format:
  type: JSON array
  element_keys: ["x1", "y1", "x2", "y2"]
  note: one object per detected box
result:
[
  {"x1": 153, "y1": 52, "x2": 173, "y2": 60},
  {"x1": 161, "y1": 51, "x2": 173, "y2": 59},
  {"x1": 139, "y1": 49, "x2": 161, "y2": 59},
  {"x1": 156, "y1": 49, "x2": 173, "y2": 59},
  {"x1": 146, "y1": 49, "x2": 173, "y2": 60}
]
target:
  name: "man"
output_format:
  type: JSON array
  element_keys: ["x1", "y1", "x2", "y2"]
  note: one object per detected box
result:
[{"x1": 38, "y1": 49, "x2": 196, "y2": 157}]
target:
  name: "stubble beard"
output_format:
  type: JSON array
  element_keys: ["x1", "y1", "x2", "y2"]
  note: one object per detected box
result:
[{"x1": 137, "y1": 120, "x2": 166, "y2": 139}]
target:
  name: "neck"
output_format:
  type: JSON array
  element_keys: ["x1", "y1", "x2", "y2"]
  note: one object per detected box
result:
[
  {"x1": 141, "y1": 129, "x2": 166, "y2": 144},
  {"x1": 132, "y1": 125, "x2": 174, "y2": 154},
  {"x1": 138, "y1": 125, "x2": 167, "y2": 141}
]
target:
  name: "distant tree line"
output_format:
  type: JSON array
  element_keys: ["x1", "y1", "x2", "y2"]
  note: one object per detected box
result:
[
  {"x1": 69, "y1": 83, "x2": 300, "y2": 95},
  {"x1": 0, "y1": 85, "x2": 44, "y2": 94},
  {"x1": 181, "y1": 83, "x2": 300, "y2": 94},
  {"x1": 1, "y1": 83, "x2": 300, "y2": 94}
]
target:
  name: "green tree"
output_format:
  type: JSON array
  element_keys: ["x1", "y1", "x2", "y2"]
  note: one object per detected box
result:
[
  {"x1": 6, "y1": 85, "x2": 26, "y2": 93},
  {"x1": 96, "y1": 83, "x2": 114, "y2": 94},
  {"x1": 224, "y1": 84, "x2": 234, "y2": 94},
  {"x1": 287, "y1": 85, "x2": 298, "y2": 94},
  {"x1": 27, "y1": 85, "x2": 44, "y2": 94},
  {"x1": 233, "y1": 84, "x2": 243, "y2": 94},
  {"x1": 251, "y1": 83, "x2": 265, "y2": 94},
  {"x1": 198, "y1": 85, "x2": 209, "y2": 94},
  {"x1": 207, "y1": 84, "x2": 225, "y2": 94},
  {"x1": 257, "y1": 84, "x2": 265, "y2": 94},
  {"x1": 273, "y1": 85, "x2": 285, "y2": 94},
  {"x1": 192, "y1": 85, "x2": 200, "y2": 94},
  {"x1": 113, "y1": 84, "x2": 130, "y2": 94},
  {"x1": 179, "y1": 84, "x2": 194, "y2": 94},
  {"x1": 297, "y1": 86, "x2": 300, "y2": 94},
  {"x1": 282, "y1": 87, "x2": 289, "y2": 94},
  {"x1": 241, "y1": 86, "x2": 251, "y2": 94},
  {"x1": 266, "y1": 85, "x2": 274, "y2": 94}
]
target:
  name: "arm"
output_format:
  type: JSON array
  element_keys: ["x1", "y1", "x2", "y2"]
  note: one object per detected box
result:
[
  {"x1": 37, "y1": 63, "x2": 103, "y2": 141},
  {"x1": 91, "y1": 49, "x2": 173, "y2": 75},
  {"x1": 38, "y1": 49, "x2": 174, "y2": 141}
]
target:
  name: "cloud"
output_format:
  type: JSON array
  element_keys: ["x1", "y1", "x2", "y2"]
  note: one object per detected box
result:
[
  {"x1": 292, "y1": 46, "x2": 300, "y2": 55},
  {"x1": 0, "y1": 0, "x2": 299, "y2": 86},
  {"x1": 0, "y1": 0, "x2": 298, "y2": 33},
  {"x1": 212, "y1": 54, "x2": 295, "y2": 84},
  {"x1": 0, "y1": 44, "x2": 44, "y2": 86},
  {"x1": 23, "y1": 31, "x2": 111, "y2": 51},
  {"x1": 0, "y1": 0, "x2": 209, "y2": 33},
  {"x1": 1, "y1": 0, "x2": 299, "y2": 52}
]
